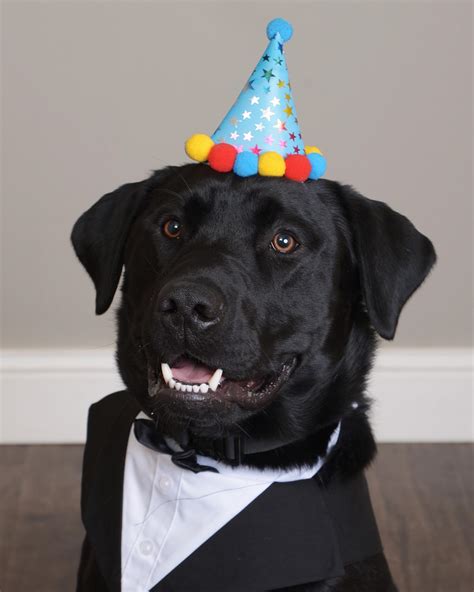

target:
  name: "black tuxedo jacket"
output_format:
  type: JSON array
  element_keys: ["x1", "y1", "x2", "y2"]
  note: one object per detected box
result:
[{"x1": 77, "y1": 391, "x2": 383, "y2": 592}]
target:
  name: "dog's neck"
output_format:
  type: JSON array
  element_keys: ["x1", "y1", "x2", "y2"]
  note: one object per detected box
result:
[{"x1": 159, "y1": 409, "x2": 355, "y2": 471}]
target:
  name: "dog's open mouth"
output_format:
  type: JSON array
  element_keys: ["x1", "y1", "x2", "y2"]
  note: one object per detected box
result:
[{"x1": 147, "y1": 355, "x2": 297, "y2": 411}]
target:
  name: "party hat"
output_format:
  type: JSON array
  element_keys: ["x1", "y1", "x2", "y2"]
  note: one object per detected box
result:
[{"x1": 185, "y1": 18, "x2": 327, "y2": 182}]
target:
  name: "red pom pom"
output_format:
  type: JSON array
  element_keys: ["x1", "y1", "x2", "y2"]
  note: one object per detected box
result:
[
  {"x1": 208, "y1": 143, "x2": 237, "y2": 173},
  {"x1": 284, "y1": 155, "x2": 311, "y2": 182}
]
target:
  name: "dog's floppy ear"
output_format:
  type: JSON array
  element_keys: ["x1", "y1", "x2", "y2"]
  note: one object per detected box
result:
[
  {"x1": 71, "y1": 180, "x2": 148, "y2": 315},
  {"x1": 341, "y1": 185, "x2": 436, "y2": 340}
]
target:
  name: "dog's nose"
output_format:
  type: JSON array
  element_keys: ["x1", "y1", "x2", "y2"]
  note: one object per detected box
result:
[{"x1": 158, "y1": 283, "x2": 224, "y2": 330}]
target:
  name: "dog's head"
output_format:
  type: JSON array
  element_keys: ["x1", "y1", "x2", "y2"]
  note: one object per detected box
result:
[{"x1": 72, "y1": 164, "x2": 435, "y2": 443}]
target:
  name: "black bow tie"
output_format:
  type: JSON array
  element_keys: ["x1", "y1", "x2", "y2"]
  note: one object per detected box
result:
[{"x1": 134, "y1": 419, "x2": 219, "y2": 474}]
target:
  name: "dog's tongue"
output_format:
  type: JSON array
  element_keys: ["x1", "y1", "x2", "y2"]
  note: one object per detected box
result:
[{"x1": 171, "y1": 357, "x2": 214, "y2": 384}]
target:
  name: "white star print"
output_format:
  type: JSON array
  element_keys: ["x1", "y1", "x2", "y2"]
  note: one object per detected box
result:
[
  {"x1": 270, "y1": 97, "x2": 280, "y2": 107},
  {"x1": 230, "y1": 131, "x2": 239, "y2": 140},
  {"x1": 250, "y1": 96, "x2": 260, "y2": 105},
  {"x1": 260, "y1": 107, "x2": 275, "y2": 121},
  {"x1": 273, "y1": 118, "x2": 285, "y2": 131},
  {"x1": 243, "y1": 131, "x2": 254, "y2": 141},
  {"x1": 255, "y1": 122, "x2": 264, "y2": 131},
  {"x1": 242, "y1": 110, "x2": 252, "y2": 120}
]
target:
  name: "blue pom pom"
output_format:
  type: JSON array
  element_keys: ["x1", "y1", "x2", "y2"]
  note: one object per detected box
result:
[
  {"x1": 266, "y1": 18, "x2": 293, "y2": 43},
  {"x1": 233, "y1": 151, "x2": 259, "y2": 177},
  {"x1": 308, "y1": 153, "x2": 327, "y2": 180}
]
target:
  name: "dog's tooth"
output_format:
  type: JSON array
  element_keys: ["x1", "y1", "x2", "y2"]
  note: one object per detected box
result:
[
  {"x1": 192, "y1": 385, "x2": 200, "y2": 393},
  {"x1": 208, "y1": 369, "x2": 223, "y2": 392},
  {"x1": 161, "y1": 363, "x2": 173, "y2": 384},
  {"x1": 199, "y1": 383, "x2": 209, "y2": 394},
  {"x1": 169, "y1": 378, "x2": 176, "y2": 389},
  {"x1": 186, "y1": 385, "x2": 193, "y2": 393},
  {"x1": 175, "y1": 382, "x2": 183, "y2": 391}
]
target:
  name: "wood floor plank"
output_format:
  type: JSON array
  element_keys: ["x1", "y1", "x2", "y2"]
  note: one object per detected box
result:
[
  {"x1": 0, "y1": 445, "x2": 84, "y2": 592},
  {"x1": 367, "y1": 444, "x2": 473, "y2": 592},
  {"x1": 0, "y1": 446, "x2": 28, "y2": 582},
  {"x1": 0, "y1": 443, "x2": 472, "y2": 592}
]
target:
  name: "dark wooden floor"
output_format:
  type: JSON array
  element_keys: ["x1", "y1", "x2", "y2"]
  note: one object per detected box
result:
[{"x1": 0, "y1": 444, "x2": 472, "y2": 592}]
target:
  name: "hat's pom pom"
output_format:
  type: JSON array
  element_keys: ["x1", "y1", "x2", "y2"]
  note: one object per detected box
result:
[
  {"x1": 208, "y1": 143, "x2": 237, "y2": 173},
  {"x1": 234, "y1": 151, "x2": 259, "y2": 177},
  {"x1": 258, "y1": 151, "x2": 286, "y2": 177},
  {"x1": 266, "y1": 18, "x2": 293, "y2": 43},
  {"x1": 285, "y1": 155, "x2": 311, "y2": 182},
  {"x1": 304, "y1": 146, "x2": 323, "y2": 156},
  {"x1": 307, "y1": 152, "x2": 327, "y2": 180},
  {"x1": 185, "y1": 134, "x2": 214, "y2": 162}
]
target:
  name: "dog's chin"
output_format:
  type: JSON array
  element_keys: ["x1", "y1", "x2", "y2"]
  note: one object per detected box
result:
[{"x1": 143, "y1": 355, "x2": 297, "y2": 430}]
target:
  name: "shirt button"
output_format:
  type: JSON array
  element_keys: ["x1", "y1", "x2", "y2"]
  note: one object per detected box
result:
[
  {"x1": 139, "y1": 540, "x2": 154, "y2": 556},
  {"x1": 159, "y1": 476, "x2": 172, "y2": 492}
]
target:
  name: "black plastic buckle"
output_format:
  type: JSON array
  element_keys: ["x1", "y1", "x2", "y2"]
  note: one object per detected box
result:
[{"x1": 224, "y1": 436, "x2": 243, "y2": 465}]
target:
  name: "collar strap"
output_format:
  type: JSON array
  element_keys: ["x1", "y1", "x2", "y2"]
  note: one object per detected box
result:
[
  {"x1": 149, "y1": 402, "x2": 357, "y2": 467},
  {"x1": 189, "y1": 421, "x2": 341, "y2": 466}
]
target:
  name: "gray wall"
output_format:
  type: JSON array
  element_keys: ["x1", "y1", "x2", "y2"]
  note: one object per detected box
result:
[{"x1": 2, "y1": 1, "x2": 472, "y2": 349}]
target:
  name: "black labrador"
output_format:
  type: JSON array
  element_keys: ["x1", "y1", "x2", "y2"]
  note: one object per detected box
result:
[{"x1": 72, "y1": 164, "x2": 435, "y2": 591}]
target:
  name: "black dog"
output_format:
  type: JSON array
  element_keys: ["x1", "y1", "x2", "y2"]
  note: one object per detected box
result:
[{"x1": 72, "y1": 164, "x2": 435, "y2": 591}]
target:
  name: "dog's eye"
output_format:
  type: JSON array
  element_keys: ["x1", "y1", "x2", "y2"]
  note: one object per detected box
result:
[
  {"x1": 162, "y1": 218, "x2": 182, "y2": 239},
  {"x1": 271, "y1": 232, "x2": 300, "y2": 254}
]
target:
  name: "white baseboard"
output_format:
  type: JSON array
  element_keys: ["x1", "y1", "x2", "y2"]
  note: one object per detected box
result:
[{"x1": 1, "y1": 348, "x2": 472, "y2": 444}]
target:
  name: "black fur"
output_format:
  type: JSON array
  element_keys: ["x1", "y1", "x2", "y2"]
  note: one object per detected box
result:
[{"x1": 71, "y1": 163, "x2": 435, "y2": 590}]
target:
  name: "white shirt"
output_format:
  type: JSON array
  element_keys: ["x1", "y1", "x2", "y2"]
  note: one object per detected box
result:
[{"x1": 121, "y1": 412, "x2": 340, "y2": 592}]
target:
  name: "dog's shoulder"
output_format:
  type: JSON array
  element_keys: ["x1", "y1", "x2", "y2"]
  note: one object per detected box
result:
[{"x1": 319, "y1": 408, "x2": 377, "y2": 483}]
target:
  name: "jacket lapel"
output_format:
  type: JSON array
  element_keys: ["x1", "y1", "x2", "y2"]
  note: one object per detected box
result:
[
  {"x1": 82, "y1": 391, "x2": 140, "y2": 592},
  {"x1": 151, "y1": 476, "x2": 345, "y2": 592}
]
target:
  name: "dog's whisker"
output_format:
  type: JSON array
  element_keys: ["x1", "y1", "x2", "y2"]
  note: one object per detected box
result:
[
  {"x1": 233, "y1": 422, "x2": 253, "y2": 440},
  {"x1": 254, "y1": 344, "x2": 278, "y2": 375},
  {"x1": 159, "y1": 187, "x2": 188, "y2": 203},
  {"x1": 178, "y1": 173, "x2": 192, "y2": 194},
  {"x1": 142, "y1": 254, "x2": 161, "y2": 275},
  {"x1": 137, "y1": 341, "x2": 152, "y2": 351}
]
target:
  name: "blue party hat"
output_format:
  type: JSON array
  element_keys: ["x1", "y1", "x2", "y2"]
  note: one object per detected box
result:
[{"x1": 185, "y1": 18, "x2": 327, "y2": 182}]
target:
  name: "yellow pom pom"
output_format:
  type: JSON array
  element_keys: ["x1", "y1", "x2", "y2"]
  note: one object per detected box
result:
[
  {"x1": 258, "y1": 152, "x2": 286, "y2": 177},
  {"x1": 305, "y1": 146, "x2": 323, "y2": 155},
  {"x1": 185, "y1": 134, "x2": 214, "y2": 162}
]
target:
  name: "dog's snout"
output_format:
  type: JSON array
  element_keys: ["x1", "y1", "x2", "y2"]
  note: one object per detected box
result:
[{"x1": 158, "y1": 283, "x2": 224, "y2": 330}]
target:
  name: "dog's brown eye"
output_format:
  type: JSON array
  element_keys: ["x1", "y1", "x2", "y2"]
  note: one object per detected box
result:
[
  {"x1": 271, "y1": 232, "x2": 299, "y2": 254},
  {"x1": 162, "y1": 219, "x2": 182, "y2": 239}
]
